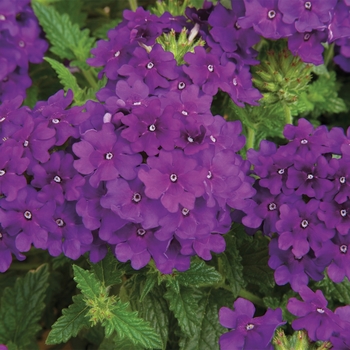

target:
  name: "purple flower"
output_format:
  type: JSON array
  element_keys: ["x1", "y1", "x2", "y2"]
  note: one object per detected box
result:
[
  {"x1": 268, "y1": 238, "x2": 324, "y2": 291},
  {"x1": 138, "y1": 149, "x2": 206, "y2": 213},
  {"x1": 183, "y1": 46, "x2": 236, "y2": 96},
  {"x1": 278, "y1": 0, "x2": 337, "y2": 33},
  {"x1": 121, "y1": 99, "x2": 180, "y2": 156},
  {"x1": 237, "y1": 0, "x2": 295, "y2": 39},
  {"x1": 219, "y1": 298, "x2": 285, "y2": 350},
  {"x1": 287, "y1": 286, "x2": 341, "y2": 341},
  {"x1": 73, "y1": 123, "x2": 142, "y2": 187}
]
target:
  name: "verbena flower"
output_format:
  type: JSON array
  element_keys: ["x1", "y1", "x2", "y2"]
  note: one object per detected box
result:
[{"x1": 219, "y1": 297, "x2": 285, "y2": 350}]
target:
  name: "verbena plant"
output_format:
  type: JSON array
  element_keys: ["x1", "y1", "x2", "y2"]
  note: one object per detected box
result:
[{"x1": 0, "y1": 0, "x2": 350, "y2": 349}]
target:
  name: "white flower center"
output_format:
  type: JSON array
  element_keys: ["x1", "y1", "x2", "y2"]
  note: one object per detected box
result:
[
  {"x1": 268, "y1": 202, "x2": 277, "y2": 211},
  {"x1": 147, "y1": 62, "x2": 154, "y2": 69},
  {"x1": 210, "y1": 135, "x2": 216, "y2": 143},
  {"x1": 24, "y1": 210, "x2": 32, "y2": 220},
  {"x1": 0, "y1": 15, "x2": 5, "y2": 21},
  {"x1": 0, "y1": 117, "x2": 5, "y2": 122},
  {"x1": 304, "y1": 1, "x2": 312, "y2": 10},
  {"x1": 23, "y1": 140, "x2": 29, "y2": 147},
  {"x1": 340, "y1": 176, "x2": 346, "y2": 184},
  {"x1": 300, "y1": 139, "x2": 308, "y2": 144},
  {"x1": 246, "y1": 323, "x2": 254, "y2": 330},
  {"x1": 114, "y1": 50, "x2": 120, "y2": 57},
  {"x1": 0, "y1": 170, "x2": 5, "y2": 176},
  {"x1": 301, "y1": 219, "x2": 309, "y2": 228},
  {"x1": 137, "y1": 228, "x2": 146, "y2": 236},
  {"x1": 234, "y1": 22, "x2": 241, "y2": 30},
  {"x1": 56, "y1": 218, "x2": 65, "y2": 227},
  {"x1": 178, "y1": 81, "x2": 186, "y2": 90},
  {"x1": 103, "y1": 112, "x2": 112, "y2": 123},
  {"x1": 232, "y1": 78, "x2": 238, "y2": 86},
  {"x1": 132, "y1": 192, "x2": 142, "y2": 203},
  {"x1": 340, "y1": 244, "x2": 348, "y2": 253},
  {"x1": 133, "y1": 101, "x2": 141, "y2": 106},
  {"x1": 52, "y1": 118, "x2": 60, "y2": 124},
  {"x1": 267, "y1": 10, "x2": 276, "y2": 19},
  {"x1": 105, "y1": 152, "x2": 113, "y2": 160},
  {"x1": 170, "y1": 173, "x2": 178, "y2": 182},
  {"x1": 187, "y1": 136, "x2": 194, "y2": 143},
  {"x1": 207, "y1": 171, "x2": 212, "y2": 179},
  {"x1": 18, "y1": 40, "x2": 25, "y2": 47},
  {"x1": 54, "y1": 175, "x2": 62, "y2": 183},
  {"x1": 304, "y1": 33, "x2": 311, "y2": 41},
  {"x1": 278, "y1": 169, "x2": 285, "y2": 175},
  {"x1": 317, "y1": 308, "x2": 325, "y2": 314},
  {"x1": 182, "y1": 208, "x2": 190, "y2": 216},
  {"x1": 307, "y1": 174, "x2": 314, "y2": 180},
  {"x1": 340, "y1": 209, "x2": 347, "y2": 217},
  {"x1": 182, "y1": 110, "x2": 188, "y2": 116},
  {"x1": 0, "y1": 232, "x2": 2, "y2": 239},
  {"x1": 148, "y1": 124, "x2": 156, "y2": 132},
  {"x1": 207, "y1": 64, "x2": 214, "y2": 72}
]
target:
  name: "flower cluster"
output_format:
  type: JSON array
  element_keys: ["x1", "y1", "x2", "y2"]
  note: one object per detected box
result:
[
  {"x1": 0, "y1": 0, "x2": 48, "y2": 103},
  {"x1": 234, "y1": 118, "x2": 350, "y2": 292}
]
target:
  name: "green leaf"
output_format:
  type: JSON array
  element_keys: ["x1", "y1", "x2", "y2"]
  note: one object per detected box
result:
[
  {"x1": 239, "y1": 235, "x2": 275, "y2": 293},
  {"x1": 73, "y1": 265, "x2": 101, "y2": 299},
  {"x1": 53, "y1": 0, "x2": 87, "y2": 27},
  {"x1": 315, "y1": 275, "x2": 350, "y2": 308},
  {"x1": 139, "y1": 286, "x2": 169, "y2": 350},
  {"x1": 139, "y1": 273, "x2": 157, "y2": 302},
  {"x1": 179, "y1": 289, "x2": 232, "y2": 350},
  {"x1": 174, "y1": 259, "x2": 222, "y2": 287},
  {"x1": 104, "y1": 300, "x2": 162, "y2": 349},
  {"x1": 89, "y1": 250, "x2": 123, "y2": 288},
  {"x1": 32, "y1": 2, "x2": 95, "y2": 63},
  {"x1": 46, "y1": 294, "x2": 90, "y2": 345},
  {"x1": 219, "y1": 234, "x2": 246, "y2": 297},
  {"x1": 164, "y1": 285, "x2": 202, "y2": 337},
  {"x1": 44, "y1": 57, "x2": 84, "y2": 103},
  {"x1": 0, "y1": 264, "x2": 49, "y2": 348}
]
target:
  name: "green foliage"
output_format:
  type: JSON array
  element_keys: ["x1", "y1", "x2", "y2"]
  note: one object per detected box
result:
[
  {"x1": 179, "y1": 288, "x2": 232, "y2": 350},
  {"x1": 0, "y1": 265, "x2": 49, "y2": 349},
  {"x1": 104, "y1": 300, "x2": 162, "y2": 349},
  {"x1": 73, "y1": 265, "x2": 101, "y2": 299},
  {"x1": 53, "y1": 0, "x2": 87, "y2": 27},
  {"x1": 164, "y1": 283, "x2": 203, "y2": 337},
  {"x1": 219, "y1": 234, "x2": 246, "y2": 297},
  {"x1": 46, "y1": 294, "x2": 90, "y2": 344},
  {"x1": 32, "y1": 2, "x2": 94, "y2": 63},
  {"x1": 89, "y1": 250, "x2": 123, "y2": 288},
  {"x1": 44, "y1": 57, "x2": 84, "y2": 103},
  {"x1": 173, "y1": 258, "x2": 222, "y2": 287},
  {"x1": 315, "y1": 275, "x2": 350, "y2": 308}
]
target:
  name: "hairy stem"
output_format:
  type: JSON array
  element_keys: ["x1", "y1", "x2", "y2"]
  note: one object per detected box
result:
[
  {"x1": 283, "y1": 102, "x2": 292, "y2": 125},
  {"x1": 246, "y1": 125, "x2": 256, "y2": 151},
  {"x1": 82, "y1": 69, "x2": 98, "y2": 89}
]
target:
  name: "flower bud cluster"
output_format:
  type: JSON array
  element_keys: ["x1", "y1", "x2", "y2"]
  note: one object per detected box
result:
[{"x1": 0, "y1": 0, "x2": 48, "y2": 103}]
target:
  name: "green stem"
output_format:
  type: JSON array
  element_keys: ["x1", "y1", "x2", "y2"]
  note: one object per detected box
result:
[
  {"x1": 246, "y1": 126, "x2": 256, "y2": 151},
  {"x1": 82, "y1": 69, "x2": 98, "y2": 89},
  {"x1": 128, "y1": 0, "x2": 138, "y2": 11},
  {"x1": 324, "y1": 43, "x2": 334, "y2": 68},
  {"x1": 238, "y1": 289, "x2": 265, "y2": 308},
  {"x1": 282, "y1": 102, "x2": 292, "y2": 125}
]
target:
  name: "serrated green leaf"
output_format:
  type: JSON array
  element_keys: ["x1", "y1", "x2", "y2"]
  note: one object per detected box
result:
[
  {"x1": 46, "y1": 294, "x2": 90, "y2": 345},
  {"x1": 179, "y1": 289, "x2": 232, "y2": 350},
  {"x1": 239, "y1": 235, "x2": 275, "y2": 293},
  {"x1": 219, "y1": 234, "x2": 245, "y2": 297},
  {"x1": 0, "y1": 264, "x2": 49, "y2": 348},
  {"x1": 164, "y1": 285, "x2": 202, "y2": 337},
  {"x1": 44, "y1": 57, "x2": 84, "y2": 103},
  {"x1": 174, "y1": 259, "x2": 222, "y2": 287},
  {"x1": 139, "y1": 287, "x2": 169, "y2": 350},
  {"x1": 139, "y1": 273, "x2": 157, "y2": 302},
  {"x1": 32, "y1": 2, "x2": 95, "y2": 63},
  {"x1": 89, "y1": 250, "x2": 122, "y2": 288},
  {"x1": 73, "y1": 265, "x2": 101, "y2": 299},
  {"x1": 104, "y1": 300, "x2": 162, "y2": 349}
]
